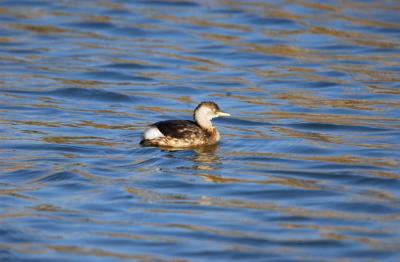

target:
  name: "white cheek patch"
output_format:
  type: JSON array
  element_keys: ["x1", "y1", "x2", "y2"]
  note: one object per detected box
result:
[{"x1": 143, "y1": 127, "x2": 165, "y2": 140}]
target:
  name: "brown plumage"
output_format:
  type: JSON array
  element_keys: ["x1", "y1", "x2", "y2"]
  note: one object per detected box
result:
[{"x1": 140, "y1": 101, "x2": 230, "y2": 148}]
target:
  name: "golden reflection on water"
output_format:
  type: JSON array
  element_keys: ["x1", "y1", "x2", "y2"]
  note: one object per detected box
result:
[
  {"x1": 9, "y1": 24, "x2": 69, "y2": 35},
  {"x1": 198, "y1": 173, "x2": 321, "y2": 190},
  {"x1": 274, "y1": 92, "x2": 396, "y2": 111},
  {"x1": 45, "y1": 245, "x2": 158, "y2": 261},
  {"x1": 272, "y1": 126, "x2": 342, "y2": 144},
  {"x1": 269, "y1": 111, "x2": 398, "y2": 127},
  {"x1": 178, "y1": 195, "x2": 400, "y2": 223},
  {"x1": 43, "y1": 136, "x2": 117, "y2": 147},
  {"x1": 282, "y1": 222, "x2": 399, "y2": 252},
  {"x1": 0, "y1": 189, "x2": 34, "y2": 201},
  {"x1": 309, "y1": 26, "x2": 397, "y2": 49}
]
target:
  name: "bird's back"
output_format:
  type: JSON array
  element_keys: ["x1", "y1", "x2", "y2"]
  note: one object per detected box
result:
[{"x1": 151, "y1": 120, "x2": 204, "y2": 139}]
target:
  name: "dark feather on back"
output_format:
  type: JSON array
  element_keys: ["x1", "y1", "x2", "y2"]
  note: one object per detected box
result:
[{"x1": 152, "y1": 120, "x2": 204, "y2": 139}]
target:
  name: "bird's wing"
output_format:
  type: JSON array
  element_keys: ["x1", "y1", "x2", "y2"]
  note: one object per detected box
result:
[{"x1": 152, "y1": 120, "x2": 202, "y2": 139}]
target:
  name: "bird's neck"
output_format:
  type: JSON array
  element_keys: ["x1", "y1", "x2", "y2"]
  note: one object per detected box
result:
[
  {"x1": 195, "y1": 114, "x2": 213, "y2": 130},
  {"x1": 195, "y1": 115, "x2": 221, "y2": 143}
]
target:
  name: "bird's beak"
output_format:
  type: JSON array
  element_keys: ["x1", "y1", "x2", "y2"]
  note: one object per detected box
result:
[{"x1": 217, "y1": 111, "x2": 230, "y2": 117}]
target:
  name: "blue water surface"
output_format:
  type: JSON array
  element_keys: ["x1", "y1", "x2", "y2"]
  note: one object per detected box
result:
[{"x1": 1, "y1": 0, "x2": 399, "y2": 261}]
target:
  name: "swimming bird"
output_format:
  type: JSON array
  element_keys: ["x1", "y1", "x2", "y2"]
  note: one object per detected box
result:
[{"x1": 140, "y1": 101, "x2": 230, "y2": 147}]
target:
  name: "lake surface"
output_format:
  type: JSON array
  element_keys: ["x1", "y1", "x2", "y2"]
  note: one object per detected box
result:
[{"x1": 1, "y1": 0, "x2": 400, "y2": 261}]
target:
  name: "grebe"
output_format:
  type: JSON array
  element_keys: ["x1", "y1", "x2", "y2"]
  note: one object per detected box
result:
[{"x1": 140, "y1": 101, "x2": 230, "y2": 147}]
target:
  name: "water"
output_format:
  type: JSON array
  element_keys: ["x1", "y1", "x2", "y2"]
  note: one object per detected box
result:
[{"x1": 1, "y1": 0, "x2": 399, "y2": 261}]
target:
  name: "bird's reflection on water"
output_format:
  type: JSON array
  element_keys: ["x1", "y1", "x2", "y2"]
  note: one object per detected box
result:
[
  {"x1": 160, "y1": 144, "x2": 222, "y2": 180},
  {"x1": 161, "y1": 144, "x2": 220, "y2": 164}
]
